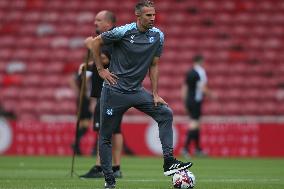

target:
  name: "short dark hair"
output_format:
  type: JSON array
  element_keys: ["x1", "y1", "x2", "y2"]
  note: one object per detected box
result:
[
  {"x1": 193, "y1": 54, "x2": 204, "y2": 63},
  {"x1": 105, "y1": 11, "x2": 116, "y2": 24},
  {"x1": 135, "y1": 0, "x2": 154, "y2": 14}
]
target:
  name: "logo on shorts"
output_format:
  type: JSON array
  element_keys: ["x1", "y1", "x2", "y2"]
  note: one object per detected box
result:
[
  {"x1": 149, "y1": 37, "x2": 154, "y2": 43},
  {"x1": 106, "y1": 108, "x2": 113, "y2": 116}
]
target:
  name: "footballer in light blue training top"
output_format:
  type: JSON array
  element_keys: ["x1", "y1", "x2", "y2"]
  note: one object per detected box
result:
[
  {"x1": 101, "y1": 22, "x2": 164, "y2": 92},
  {"x1": 85, "y1": 1, "x2": 193, "y2": 188}
]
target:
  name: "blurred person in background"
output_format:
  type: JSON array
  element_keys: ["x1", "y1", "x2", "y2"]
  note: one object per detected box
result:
[
  {"x1": 79, "y1": 10, "x2": 123, "y2": 179},
  {"x1": 181, "y1": 54, "x2": 213, "y2": 158},
  {"x1": 85, "y1": 1, "x2": 193, "y2": 188},
  {"x1": 69, "y1": 69, "x2": 93, "y2": 156}
]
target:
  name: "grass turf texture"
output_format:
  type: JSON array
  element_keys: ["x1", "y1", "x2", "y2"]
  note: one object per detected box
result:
[{"x1": 0, "y1": 156, "x2": 283, "y2": 189}]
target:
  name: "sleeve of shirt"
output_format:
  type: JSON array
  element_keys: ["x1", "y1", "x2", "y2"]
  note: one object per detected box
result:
[
  {"x1": 101, "y1": 28, "x2": 122, "y2": 44},
  {"x1": 101, "y1": 23, "x2": 134, "y2": 44},
  {"x1": 101, "y1": 45, "x2": 112, "y2": 60},
  {"x1": 155, "y1": 31, "x2": 164, "y2": 57}
]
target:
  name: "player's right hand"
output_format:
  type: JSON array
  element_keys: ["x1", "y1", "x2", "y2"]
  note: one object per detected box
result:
[{"x1": 98, "y1": 69, "x2": 118, "y2": 85}]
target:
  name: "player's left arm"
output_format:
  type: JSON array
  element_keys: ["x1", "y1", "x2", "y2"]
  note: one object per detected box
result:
[
  {"x1": 203, "y1": 84, "x2": 217, "y2": 100},
  {"x1": 149, "y1": 57, "x2": 168, "y2": 106}
]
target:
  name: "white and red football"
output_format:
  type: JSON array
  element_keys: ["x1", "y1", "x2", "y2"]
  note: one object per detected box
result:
[{"x1": 172, "y1": 170, "x2": 195, "y2": 189}]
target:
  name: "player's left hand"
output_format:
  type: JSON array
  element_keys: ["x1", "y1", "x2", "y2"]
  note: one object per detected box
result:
[{"x1": 153, "y1": 95, "x2": 168, "y2": 106}]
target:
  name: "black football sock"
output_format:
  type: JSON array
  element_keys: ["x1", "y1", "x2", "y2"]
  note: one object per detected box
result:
[
  {"x1": 95, "y1": 165, "x2": 102, "y2": 172},
  {"x1": 164, "y1": 155, "x2": 175, "y2": 164},
  {"x1": 184, "y1": 130, "x2": 194, "y2": 151},
  {"x1": 74, "y1": 127, "x2": 88, "y2": 150},
  {"x1": 187, "y1": 129, "x2": 200, "y2": 151},
  {"x1": 77, "y1": 127, "x2": 88, "y2": 140},
  {"x1": 194, "y1": 129, "x2": 201, "y2": 151},
  {"x1": 112, "y1": 165, "x2": 120, "y2": 172}
]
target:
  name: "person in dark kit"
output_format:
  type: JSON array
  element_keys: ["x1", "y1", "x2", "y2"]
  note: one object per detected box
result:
[
  {"x1": 70, "y1": 70, "x2": 93, "y2": 155},
  {"x1": 181, "y1": 54, "x2": 212, "y2": 158}
]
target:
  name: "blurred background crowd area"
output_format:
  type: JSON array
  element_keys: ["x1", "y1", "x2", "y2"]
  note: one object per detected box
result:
[{"x1": 1, "y1": 0, "x2": 284, "y2": 121}]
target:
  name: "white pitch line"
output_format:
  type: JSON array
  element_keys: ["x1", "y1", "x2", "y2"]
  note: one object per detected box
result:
[
  {"x1": 123, "y1": 179, "x2": 166, "y2": 182},
  {"x1": 199, "y1": 178, "x2": 281, "y2": 183},
  {"x1": 122, "y1": 178, "x2": 281, "y2": 183}
]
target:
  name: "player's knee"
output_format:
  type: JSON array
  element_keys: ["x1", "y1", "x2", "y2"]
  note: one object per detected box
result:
[
  {"x1": 99, "y1": 131, "x2": 112, "y2": 144},
  {"x1": 161, "y1": 106, "x2": 173, "y2": 122},
  {"x1": 99, "y1": 136, "x2": 111, "y2": 146}
]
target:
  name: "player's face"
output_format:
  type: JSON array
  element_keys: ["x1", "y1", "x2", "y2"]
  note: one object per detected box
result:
[
  {"x1": 94, "y1": 12, "x2": 109, "y2": 34},
  {"x1": 139, "y1": 6, "x2": 155, "y2": 30}
]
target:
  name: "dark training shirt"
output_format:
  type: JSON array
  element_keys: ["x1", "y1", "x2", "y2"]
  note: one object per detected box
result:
[{"x1": 101, "y1": 22, "x2": 164, "y2": 93}]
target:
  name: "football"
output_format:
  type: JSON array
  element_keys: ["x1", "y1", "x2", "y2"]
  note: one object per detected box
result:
[{"x1": 172, "y1": 170, "x2": 195, "y2": 189}]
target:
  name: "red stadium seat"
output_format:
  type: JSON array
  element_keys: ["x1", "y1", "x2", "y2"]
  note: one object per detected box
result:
[
  {"x1": 18, "y1": 100, "x2": 37, "y2": 114},
  {"x1": 1, "y1": 0, "x2": 283, "y2": 119}
]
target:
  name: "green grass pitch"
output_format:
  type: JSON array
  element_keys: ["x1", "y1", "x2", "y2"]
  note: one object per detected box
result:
[{"x1": 0, "y1": 156, "x2": 283, "y2": 189}]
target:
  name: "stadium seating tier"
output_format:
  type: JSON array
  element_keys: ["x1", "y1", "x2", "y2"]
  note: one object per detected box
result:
[{"x1": 1, "y1": 0, "x2": 283, "y2": 119}]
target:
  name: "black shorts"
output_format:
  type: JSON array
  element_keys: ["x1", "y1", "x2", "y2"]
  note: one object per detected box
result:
[
  {"x1": 78, "y1": 96, "x2": 92, "y2": 120},
  {"x1": 186, "y1": 100, "x2": 202, "y2": 120},
  {"x1": 93, "y1": 120, "x2": 122, "y2": 134}
]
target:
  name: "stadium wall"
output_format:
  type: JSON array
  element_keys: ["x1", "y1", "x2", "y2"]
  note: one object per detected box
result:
[{"x1": 0, "y1": 117, "x2": 284, "y2": 157}]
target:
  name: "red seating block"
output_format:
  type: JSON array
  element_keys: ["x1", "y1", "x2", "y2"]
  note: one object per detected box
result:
[{"x1": 0, "y1": 0, "x2": 283, "y2": 119}]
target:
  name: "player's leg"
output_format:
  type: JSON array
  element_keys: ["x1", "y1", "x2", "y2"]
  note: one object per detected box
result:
[
  {"x1": 191, "y1": 102, "x2": 206, "y2": 156},
  {"x1": 79, "y1": 151, "x2": 104, "y2": 178},
  {"x1": 79, "y1": 98, "x2": 104, "y2": 178},
  {"x1": 92, "y1": 98, "x2": 101, "y2": 164},
  {"x1": 93, "y1": 98, "x2": 101, "y2": 131},
  {"x1": 182, "y1": 100, "x2": 200, "y2": 158},
  {"x1": 93, "y1": 98, "x2": 100, "y2": 157},
  {"x1": 80, "y1": 97, "x2": 124, "y2": 179},
  {"x1": 72, "y1": 119, "x2": 89, "y2": 155},
  {"x1": 182, "y1": 119, "x2": 199, "y2": 157},
  {"x1": 112, "y1": 134, "x2": 123, "y2": 166},
  {"x1": 80, "y1": 136, "x2": 123, "y2": 179},
  {"x1": 185, "y1": 101, "x2": 205, "y2": 156},
  {"x1": 133, "y1": 89, "x2": 193, "y2": 176},
  {"x1": 112, "y1": 122, "x2": 123, "y2": 178},
  {"x1": 72, "y1": 96, "x2": 91, "y2": 155},
  {"x1": 79, "y1": 135, "x2": 104, "y2": 178},
  {"x1": 190, "y1": 119, "x2": 200, "y2": 150},
  {"x1": 99, "y1": 87, "x2": 129, "y2": 187}
]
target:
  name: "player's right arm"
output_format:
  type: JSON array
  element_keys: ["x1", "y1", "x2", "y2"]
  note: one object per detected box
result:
[
  {"x1": 86, "y1": 24, "x2": 132, "y2": 84},
  {"x1": 93, "y1": 35, "x2": 118, "y2": 85},
  {"x1": 85, "y1": 36, "x2": 117, "y2": 85},
  {"x1": 78, "y1": 54, "x2": 109, "y2": 75}
]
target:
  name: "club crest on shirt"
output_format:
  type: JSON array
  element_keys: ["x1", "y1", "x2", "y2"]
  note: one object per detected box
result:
[{"x1": 149, "y1": 37, "x2": 154, "y2": 43}]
